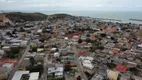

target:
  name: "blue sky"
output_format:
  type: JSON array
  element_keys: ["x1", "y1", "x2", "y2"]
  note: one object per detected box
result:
[{"x1": 0, "y1": 0, "x2": 142, "y2": 11}]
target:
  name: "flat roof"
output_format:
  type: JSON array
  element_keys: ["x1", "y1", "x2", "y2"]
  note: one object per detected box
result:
[
  {"x1": 29, "y1": 72, "x2": 39, "y2": 80},
  {"x1": 12, "y1": 71, "x2": 29, "y2": 80}
]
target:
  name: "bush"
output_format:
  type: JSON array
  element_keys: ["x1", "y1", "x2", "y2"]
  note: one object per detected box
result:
[
  {"x1": 32, "y1": 47, "x2": 37, "y2": 52},
  {"x1": 5, "y1": 47, "x2": 19, "y2": 58},
  {"x1": 121, "y1": 47, "x2": 128, "y2": 51},
  {"x1": 85, "y1": 38, "x2": 91, "y2": 43},
  {"x1": 10, "y1": 47, "x2": 20, "y2": 54},
  {"x1": 78, "y1": 39, "x2": 83, "y2": 44}
]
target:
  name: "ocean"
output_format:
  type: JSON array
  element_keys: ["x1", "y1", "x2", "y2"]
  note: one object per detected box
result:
[{"x1": 43, "y1": 11, "x2": 142, "y2": 24}]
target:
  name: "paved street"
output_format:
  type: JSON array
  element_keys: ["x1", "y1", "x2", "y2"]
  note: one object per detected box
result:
[
  {"x1": 42, "y1": 53, "x2": 48, "y2": 80},
  {"x1": 8, "y1": 24, "x2": 41, "y2": 80},
  {"x1": 8, "y1": 44, "x2": 30, "y2": 80},
  {"x1": 73, "y1": 45, "x2": 88, "y2": 80}
]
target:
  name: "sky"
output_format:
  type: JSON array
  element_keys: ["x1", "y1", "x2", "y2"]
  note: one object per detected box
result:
[{"x1": 0, "y1": 0, "x2": 142, "y2": 12}]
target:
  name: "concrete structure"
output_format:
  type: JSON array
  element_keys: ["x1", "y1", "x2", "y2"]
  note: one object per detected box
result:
[
  {"x1": 0, "y1": 67, "x2": 6, "y2": 80},
  {"x1": 29, "y1": 72, "x2": 39, "y2": 80},
  {"x1": 12, "y1": 71, "x2": 30, "y2": 80},
  {"x1": 48, "y1": 67, "x2": 64, "y2": 78},
  {"x1": 2, "y1": 63, "x2": 14, "y2": 78}
]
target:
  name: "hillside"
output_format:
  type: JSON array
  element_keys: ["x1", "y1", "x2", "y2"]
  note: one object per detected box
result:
[
  {"x1": 3, "y1": 12, "x2": 47, "y2": 22},
  {"x1": 48, "y1": 13, "x2": 76, "y2": 20},
  {"x1": 0, "y1": 12, "x2": 77, "y2": 22}
]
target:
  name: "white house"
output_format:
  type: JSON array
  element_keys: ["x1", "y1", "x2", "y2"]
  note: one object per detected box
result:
[
  {"x1": 29, "y1": 72, "x2": 39, "y2": 80},
  {"x1": 2, "y1": 63, "x2": 14, "y2": 78},
  {"x1": 82, "y1": 59, "x2": 95, "y2": 70},
  {"x1": 12, "y1": 71, "x2": 30, "y2": 80}
]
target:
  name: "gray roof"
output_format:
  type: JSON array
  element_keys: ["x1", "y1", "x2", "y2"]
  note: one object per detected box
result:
[{"x1": 12, "y1": 71, "x2": 29, "y2": 80}]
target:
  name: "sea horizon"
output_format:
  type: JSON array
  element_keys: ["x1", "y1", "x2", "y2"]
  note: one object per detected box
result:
[
  {"x1": 1, "y1": 10, "x2": 142, "y2": 24},
  {"x1": 43, "y1": 11, "x2": 142, "y2": 24}
]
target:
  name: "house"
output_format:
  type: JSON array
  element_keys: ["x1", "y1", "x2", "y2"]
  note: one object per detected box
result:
[
  {"x1": 34, "y1": 53, "x2": 45, "y2": 61},
  {"x1": 109, "y1": 48, "x2": 120, "y2": 56},
  {"x1": 107, "y1": 69, "x2": 119, "y2": 80},
  {"x1": 116, "y1": 64, "x2": 127, "y2": 73},
  {"x1": 105, "y1": 43, "x2": 115, "y2": 49},
  {"x1": 55, "y1": 67, "x2": 64, "y2": 78},
  {"x1": 48, "y1": 67, "x2": 64, "y2": 78},
  {"x1": 20, "y1": 40, "x2": 28, "y2": 47},
  {"x1": 0, "y1": 14, "x2": 14, "y2": 26},
  {"x1": 24, "y1": 24, "x2": 34, "y2": 31},
  {"x1": 91, "y1": 73, "x2": 104, "y2": 80},
  {"x1": 79, "y1": 56, "x2": 95, "y2": 70},
  {"x1": 82, "y1": 59, "x2": 95, "y2": 70},
  {"x1": 72, "y1": 36, "x2": 79, "y2": 42},
  {"x1": 78, "y1": 51, "x2": 88, "y2": 56},
  {"x1": 37, "y1": 48, "x2": 44, "y2": 53},
  {"x1": 51, "y1": 48, "x2": 57, "y2": 52},
  {"x1": 11, "y1": 43, "x2": 21, "y2": 47},
  {"x1": 20, "y1": 74, "x2": 29, "y2": 80},
  {"x1": 2, "y1": 46, "x2": 10, "y2": 51},
  {"x1": 25, "y1": 52, "x2": 37, "y2": 58},
  {"x1": 0, "y1": 67, "x2": 6, "y2": 80},
  {"x1": 29, "y1": 72, "x2": 39, "y2": 80},
  {"x1": 2, "y1": 63, "x2": 14, "y2": 78},
  {"x1": 37, "y1": 29, "x2": 42, "y2": 33},
  {"x1": 103, "y1": 27, "x2": 117, "y2": 33},
  {"x1": 12, "y1": 71, "x2": 30, "y2": 80},
  {"x1": 20, "y1": 58, "x2": 30, "y2": 68},
  {"x1": 0, "y1": 50, "x2": 5, "y2": 59},
  {"x1": 80, "y1": 35, "x2": 87, "y2": 40},
  {"x1": 54, "y1": 52, "x2": 60, "y2": 58}
]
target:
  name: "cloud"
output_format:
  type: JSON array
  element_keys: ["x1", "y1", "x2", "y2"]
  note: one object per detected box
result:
[{"x1": 0, "y1": 0, "x2": 142, "y2": 11}]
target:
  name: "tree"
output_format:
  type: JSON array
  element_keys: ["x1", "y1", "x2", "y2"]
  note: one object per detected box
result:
[
  {"x1": 5, "y1": 47, "x2": 20, "y2": 58},
  {"x1": 78, "y1": 39, "x2": 83, "y2": 44},
  {"x1": 12, "y1": 29, "x2": 17, "y2": 34},
  {"x1": 77, "y1": 76, "x2": 81, "y2": 80},
  {"x1": 30, "y1": 57, "x2": 35, "y2": 65},
  {"x1": 32, "y1": 47, "x2": 37, "y2": 52},
  {"x1": 42, "y1": 28, "x2": 47, "y2": 33},
  {"x1": 100, "y1": 33, "x2": 107, "y2": 37},
  {"x1": 85, "y1": 38, "x2": 91, "y2": 43},
  {"x1": 64, "y1": 61, "x2": 71, "y2": 71},
  {"x1": 20, "y1": 27, "x2": 25, "y2": 32},
  {"x1": 86, "y1": 34, "x2": 90, "y2": 37},
  {"x1": 89, "y1": 41, "x2": 104, "y2": 52},
  {"x1": 6, "y1": 51, "x2": 15, "y2": 58},
  {"x1": 10, "y1": 47, "x2": 20, "y2": 54},
  {"x1": 121, "y1": 47, "x2": 128, "y2": 51}
]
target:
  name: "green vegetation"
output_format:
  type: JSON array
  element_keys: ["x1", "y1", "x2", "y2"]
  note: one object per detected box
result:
[
  {"x1": 85, "y1": 38, "x2": 91, "y2": 43},
  {"x1": 90, "y1": 41, "x2": 104, "y2": 52},
  {"x1": 6, "y1": 47, "x2": 20, "y2": 58},
  {"x1": 30, "y1": 57, "x2": 35, "y2": 65},
  {"x1": 49, "y1": 14, "x2": 74, "y2": 19},
  {"x1": 4, "y1": 12, "x2": 47, "y2": 21},
  {"x1": 78, "y1": 39, "x2": 83, "y2": 44},
  {"x1": 121, "y1": 47, "x2": 128, "y2": 51},
  {"x1": 26, "y1": 64, "x2": 43, "y2": 76},
  {"x1": 26, "y1": 57, "x2": 43, "y2": 77},
  {"x1": 20, "y1": 27, "x2": 25, "y2": 32}
]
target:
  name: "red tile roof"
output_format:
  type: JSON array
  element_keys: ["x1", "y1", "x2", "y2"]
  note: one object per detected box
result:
[
  {"x1": 110, "y1": 49, "x2": 119, "y2": 56},
  {"x1": 0, "y1": 59, "x2": 18, "y2": 65},
  {"x1": 64, "y1": 32, "x2": 80, "y2": 38},
  {"x1": 103, "y1": 27, "x2": 117, "y2": 33},
  {"x1": 116, "y1": 64, "x2": 127, "y2": 72},
  {"x1": 78, "y1": 51, "x2": 88, "y2": 55}
]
